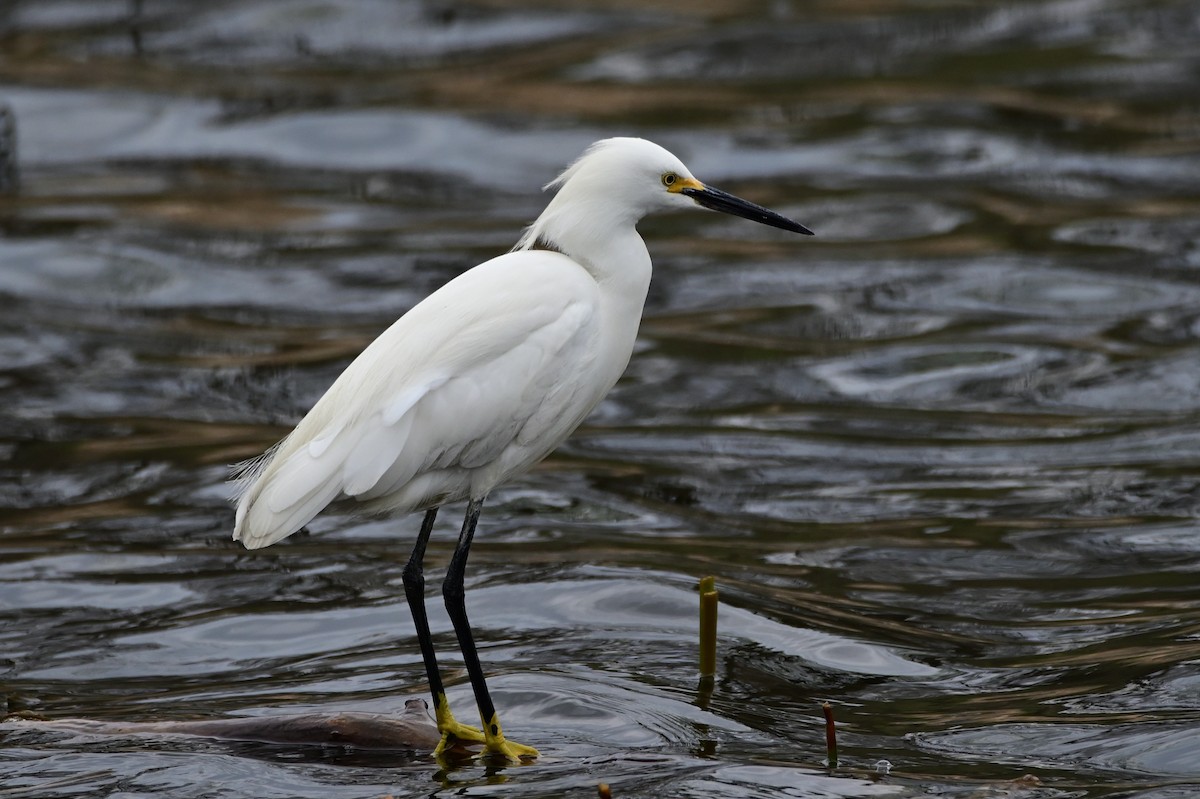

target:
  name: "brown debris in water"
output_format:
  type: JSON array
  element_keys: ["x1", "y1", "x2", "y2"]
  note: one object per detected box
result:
[{"x1": 2, "y1": 698, "x2": 459, "y2": 753}]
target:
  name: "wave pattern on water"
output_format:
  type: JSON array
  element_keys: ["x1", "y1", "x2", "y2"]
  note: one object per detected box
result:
[{"x1": 2, "y1": 1, "x2": 1200, "y2": 797}]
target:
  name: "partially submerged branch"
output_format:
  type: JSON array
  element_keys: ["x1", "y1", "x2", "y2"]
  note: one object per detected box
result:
[{"x1": 2, "y1": 698, "x2": 463, "y2": 754}]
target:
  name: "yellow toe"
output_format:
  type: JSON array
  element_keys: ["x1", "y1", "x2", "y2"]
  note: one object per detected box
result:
[
  {"x1": 432, "y1": 695, "x2": 487, "y2": 754},
  {"x1": 433, "y1": 723, "x2": 487, "y2": 756},
  {"x1": 481, "y1": 712, "x2": 538, "y2": 762},
  {"x1": 485, "y1": 736, "x2": 539, "y2": 761}
]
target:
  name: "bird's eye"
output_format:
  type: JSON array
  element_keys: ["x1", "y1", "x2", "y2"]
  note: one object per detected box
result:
[{"x1": 661, "y1": 172, "x2": 677, "y2": 187}]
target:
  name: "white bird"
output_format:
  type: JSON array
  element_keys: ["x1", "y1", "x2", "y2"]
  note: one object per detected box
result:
[{"x1": 231, "y1": 137, "x2": 812, "y2": 761}]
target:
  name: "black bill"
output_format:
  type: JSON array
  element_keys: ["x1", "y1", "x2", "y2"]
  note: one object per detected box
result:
[{"x1": 682, "y1": 185, "x2": 814, "y2": 235}]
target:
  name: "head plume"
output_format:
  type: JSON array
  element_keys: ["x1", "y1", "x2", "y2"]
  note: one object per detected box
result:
[{"x1": 515, "y1": 138, "x2": 691, "y2": 252}]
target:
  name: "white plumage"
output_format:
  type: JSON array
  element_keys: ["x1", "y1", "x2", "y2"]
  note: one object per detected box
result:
[
  {"x1": 233, "y1": 248, "x2": 611, "y2": 547},
  {"x1": 227, "y1": 137, "x2": 811, "y2": 760},
  {"x1": 233, "y1": 139, "x2": 672, "y2": 547}
]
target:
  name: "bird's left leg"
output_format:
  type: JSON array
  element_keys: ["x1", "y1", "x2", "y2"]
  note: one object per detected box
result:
[
  {"x1": 402, "y1": 507, "x2": 484, "y2": 754},
  {"x1": 443, "y1": 496, "x2": 539, "y2": 762}
]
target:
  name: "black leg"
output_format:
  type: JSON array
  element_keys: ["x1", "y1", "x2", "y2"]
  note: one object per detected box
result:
[
  {"x1": 442, "y1": 498, "x2": 495, "y2": 721},
  {"x1": 443, "y1": 496, "x2": 538, "y2": 760},
  {"x1": 402, "y1": 508, "x2": 447, "y2": 706},
  {"x1": 402, "y1": 507, "x2": 483, "y2": 752}
]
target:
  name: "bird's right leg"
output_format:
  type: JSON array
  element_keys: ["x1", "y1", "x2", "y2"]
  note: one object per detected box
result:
[
  {"x1": 401, "y1": 507, "x2": 485, "y2": 754},
  {"x1": 443, "y1": 497, "x2": 539, "y2": 761}
]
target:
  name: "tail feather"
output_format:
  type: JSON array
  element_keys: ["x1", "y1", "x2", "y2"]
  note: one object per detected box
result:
[
  {"x1": 236, "y1": 479, "x2": 343, "y2": 549},
  {"x1": 232, "y1": 429, "x2": 358, "y2": 550},
  {"x1": 231, "y1": 406, "x2": 422, "y2": 549}
]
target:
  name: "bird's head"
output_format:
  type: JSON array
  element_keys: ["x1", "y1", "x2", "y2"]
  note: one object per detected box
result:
[{"x1": 517, "y1": 137, "x2": 812, "y2": 252}]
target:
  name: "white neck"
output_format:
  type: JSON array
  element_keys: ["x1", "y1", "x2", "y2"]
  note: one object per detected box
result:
[{"x1": 517, "y1": 183, "x2": 654, "y2": 356}]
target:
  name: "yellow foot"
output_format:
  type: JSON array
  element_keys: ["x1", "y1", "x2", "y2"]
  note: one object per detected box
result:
[
  {"x1": 431, "y1": 697, "x2": 486, "y2": 756},
  {"x1": 433, "y1": 723, "x2": 486, "y2": 756},
  {"x1": 483, "y1": 735, "x2": 539, "y2": 761},
  {"x1": 481, "y1": 712, "x2": 539, "y2": 762}
]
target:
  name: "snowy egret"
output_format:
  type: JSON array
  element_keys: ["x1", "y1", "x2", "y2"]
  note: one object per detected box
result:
[{"x1": 231, "y1": 137, "x2": 812, "y2": 761}]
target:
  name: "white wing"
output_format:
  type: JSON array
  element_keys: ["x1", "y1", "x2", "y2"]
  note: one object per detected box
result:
[{"x1": 233, "y1": 250, "x2": 602, "y2": 549}]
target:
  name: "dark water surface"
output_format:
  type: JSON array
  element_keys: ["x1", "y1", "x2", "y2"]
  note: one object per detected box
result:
[{"x1": 3, "y1": 1, "x2": 1200, "y2": 797}]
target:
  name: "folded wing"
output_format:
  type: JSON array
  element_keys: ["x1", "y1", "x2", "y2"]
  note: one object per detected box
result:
[{"x1": 233, "y1": 252, "x2": 600, "y2": 549}]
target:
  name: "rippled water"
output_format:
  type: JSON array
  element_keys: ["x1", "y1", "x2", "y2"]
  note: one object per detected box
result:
[{"x1": 3, "y1": 1, "x2": 1200, "y2": 797}]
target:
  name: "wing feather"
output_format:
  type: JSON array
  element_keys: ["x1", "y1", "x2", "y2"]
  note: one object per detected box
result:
[{"x1": 232, "y1": 250, "x2": 600, "y2": 549}]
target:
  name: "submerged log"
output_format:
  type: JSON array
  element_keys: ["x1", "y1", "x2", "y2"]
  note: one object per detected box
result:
[{"x1": 3, "y1": 698, "x2": 463, "y2": 753}]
